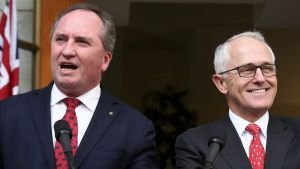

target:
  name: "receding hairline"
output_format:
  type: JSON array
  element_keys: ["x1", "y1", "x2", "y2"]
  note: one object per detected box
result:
[
  {"x1": 213, "y1": 31, "x2": 276, "y2": 73},
  {"x1": 227, "y1": 35, "x2": 275, "y2": 61},
  {"x1": 51, "y1": 8, "x2": 104, "y2": 38},
  {"x1": 51, "y1": 9, "x2": 105, "y2": 44}
]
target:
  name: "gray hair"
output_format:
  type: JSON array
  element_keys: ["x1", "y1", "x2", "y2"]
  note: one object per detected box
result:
[
  {"x1": 50, "y1": 2, "x2": 116, "y2": 53},
  {"x1": 213, "y1": 31, "x2": 275, "y2": 73}
]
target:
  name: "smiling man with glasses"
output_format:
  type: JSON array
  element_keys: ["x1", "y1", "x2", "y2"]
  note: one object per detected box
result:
[{"x1": 176, "y1": 31, "x2": 300, "y2": 169}]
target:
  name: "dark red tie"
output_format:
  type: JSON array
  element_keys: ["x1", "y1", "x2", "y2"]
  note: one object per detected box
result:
[
  {"x1": 246, "y1": 123, "x2": 265, "y2": 169},
  {"x1": 55, "y1": 98, "x2": 80, "y2": 169}
]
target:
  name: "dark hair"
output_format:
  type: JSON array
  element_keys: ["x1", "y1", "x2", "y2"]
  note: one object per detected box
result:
[{"x1": 50, "y1": 2, "x2": 116, "y2": 53}]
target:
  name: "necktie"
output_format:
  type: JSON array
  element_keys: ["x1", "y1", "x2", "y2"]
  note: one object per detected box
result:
[
  {"x1": 55, "y1": 98, "x2": 80, "y2": 169},
  {"x1": 246, "y1": 123, "x2": 265, "y2": 169}
]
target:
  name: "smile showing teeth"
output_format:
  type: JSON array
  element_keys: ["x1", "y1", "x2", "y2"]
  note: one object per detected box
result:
[{"x1": 251, "y1": 89, "x2": 266, "y2": 93}]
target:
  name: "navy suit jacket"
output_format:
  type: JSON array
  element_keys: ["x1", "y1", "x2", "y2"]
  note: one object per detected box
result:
[
  {"x1": 176, "y1": 114, "x2": 300, "y2": 169},
  {"x1": 0, "y1": 83, "x2": 159, "y2": 169}
]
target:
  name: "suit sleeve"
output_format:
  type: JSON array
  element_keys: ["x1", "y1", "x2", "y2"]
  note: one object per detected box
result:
[
  {"x1": 175, "y1": 134, "x2": 205, "y2": 169},
  {"x1": 129, "y1": 120, "x2": 159, "y2": 169}
]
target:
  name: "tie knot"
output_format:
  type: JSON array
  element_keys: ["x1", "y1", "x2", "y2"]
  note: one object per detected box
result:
[
  {"x1": 246, "y1": 123, "x2": 261, "y2": 136},
  {"x1": 63, "y1": 97, "x2": 80, "y2": 109}
]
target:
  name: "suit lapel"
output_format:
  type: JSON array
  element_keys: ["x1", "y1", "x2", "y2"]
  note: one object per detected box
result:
[
  {"x1": 29, "y1": 83, "x2": 56, "y2": 169},
  {"x1": 75, "y1": 89, "x2": 119, "y2": 168},
  {"x1": 264, "y1": 116, "x2": 294, "y2": 169},
  {"x1": 217, "y1": 115, "x2": 252, "y2": 169}
]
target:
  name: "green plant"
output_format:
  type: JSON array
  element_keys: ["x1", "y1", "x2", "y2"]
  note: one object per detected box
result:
[{"x1": 142, "y1": 85, "x2": 197, "y2": 169}]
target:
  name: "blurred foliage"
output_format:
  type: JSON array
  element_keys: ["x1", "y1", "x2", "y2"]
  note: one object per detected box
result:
[{"x1": 142, "y1": 85, "x2": 197, "y2": 169}]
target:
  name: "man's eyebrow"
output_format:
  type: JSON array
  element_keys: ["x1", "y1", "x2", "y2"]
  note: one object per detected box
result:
[
  {"x1": 235, "y1": 63, "x2": 254, "y2": 68},
  {"x1": 75, "y1": 36, "x2": 93, "y2": 42},
  {"x1": 53, "y1": 33, "x2": 67, "y2": 38},
  {"x1": 240, "y1": 62, "x2": 273, "y2": 67}
]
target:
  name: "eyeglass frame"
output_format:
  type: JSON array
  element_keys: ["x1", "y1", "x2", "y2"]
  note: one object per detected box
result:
[{"x1": 218, "y1": 63, "x2": 277, "y2": 78}]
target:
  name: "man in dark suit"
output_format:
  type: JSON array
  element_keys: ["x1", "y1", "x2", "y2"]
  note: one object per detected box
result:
[
  {"x1": 0, "y1": 3, "x2": 159, "y2": 169},
  {"x1": 175, "y1": 31, "x2": 300, "y2": 169}
]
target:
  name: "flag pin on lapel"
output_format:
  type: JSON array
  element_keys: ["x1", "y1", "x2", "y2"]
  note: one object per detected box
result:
[{"x1": 108, "y1": 112, "x2": 114, "y2": 116}]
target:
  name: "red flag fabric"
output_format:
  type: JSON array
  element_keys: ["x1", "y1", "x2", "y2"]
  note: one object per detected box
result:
[{"x1": 0, "y1": 0, "x2": 19, "y2": 100}]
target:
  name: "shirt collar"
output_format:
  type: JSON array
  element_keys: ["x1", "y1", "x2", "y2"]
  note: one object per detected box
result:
[
  {"x1": 51, "y1": 83, "x2": 101, "y2": 112},
  {"x1": 51, "y1": 84, "x2": 67, "y2": 106},
  {"x1": 229, "y1": 109, "x2": 269, "y2": 138}
]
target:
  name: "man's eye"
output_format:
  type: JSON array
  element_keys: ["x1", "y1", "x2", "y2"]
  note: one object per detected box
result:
[
  {"x1": 262, "y1": 66, "x2": 275, "y2": 73},
  {"x1": 263, "y1": 65, "x2": 274, "y2": 70},
  {"x1": 239, "y1": 66, "x2": 254, "y2": 72},
  {"x1": 55, "y1": 37, "x2": 66, "y2": 43},
  {"x1": 77, "y1": 40, "x2": 90, "y2": 46},
  {"x1": 79, "y1": 40, "x2": 87, "y2": 44}
]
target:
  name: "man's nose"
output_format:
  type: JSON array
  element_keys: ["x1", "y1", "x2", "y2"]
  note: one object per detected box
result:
[
  {"x1": 253, "y1": 68, "x2": 266, "y2": 81},
  {"x1": 62, "y1": 42, "x2": 76, "y2": 57}
]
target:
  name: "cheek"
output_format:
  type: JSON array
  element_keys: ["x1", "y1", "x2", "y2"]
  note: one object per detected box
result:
[
  {"x1": 50, "y1": 53, "x2": 57, "y2": 68},
  {"x1": 226, "y1": 76, "x2": 240, "y2": 90},
  {"x1": 50, "y1": 47, "x2": 63, "y2": 74},
  {"x1": 271, "y1": 78, "x2": 278, "y2": 87},
  {"x1": 228, "y1": 80, "x2": 248, "y2": 98},
  {"x1": 84, "y1": 58, "x2": 102, "y2": 74},
  {"x1": 271, "y1": 81, "x2": 278, "y2": 96},
  {"x1": 51, "y1": 46, "x2": 61, "y2": 61}
]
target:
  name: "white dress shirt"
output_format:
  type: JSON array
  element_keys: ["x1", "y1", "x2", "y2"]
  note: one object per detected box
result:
[
  {"x1": 229, "y1": 109, "x2": 268, "y2": 157},
  {"x1": 50, "y1": 84, "x2": 101, "y2": 147}
]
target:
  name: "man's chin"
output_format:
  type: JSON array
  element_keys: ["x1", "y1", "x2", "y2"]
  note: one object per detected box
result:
[
  {"x1": 56, "y1": 80, "x2": 79, "y2": 90},
  {"x1": 248, "y1": 105, "x2": 272, "y2": 114},
  {"x1": 56, "y1": 76, "x2": 79, "y2": 85}
]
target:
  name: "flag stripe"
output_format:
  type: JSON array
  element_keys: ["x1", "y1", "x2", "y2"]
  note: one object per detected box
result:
[{"x1": 0, "y1": 0, "x2": 19, "y2": 99}]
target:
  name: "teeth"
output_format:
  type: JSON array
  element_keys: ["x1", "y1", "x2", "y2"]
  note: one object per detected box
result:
[{"x1": 252, "y1": 89, "x2": 265, "y2": 93}]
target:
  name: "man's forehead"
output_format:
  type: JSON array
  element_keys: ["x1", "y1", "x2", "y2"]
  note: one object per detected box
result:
[
  {"x1": 62, "y1": 9, "x2": 99, "y2": 19},
  {"x1": 227, "y1": 42, "x2": 273, "y2": 67},
  {"x1": 54, "y1": 10, "x2": 102, "y2": 36},
  {"x1": 58, "y1": 9, "x2": 102, "y2": 28}
]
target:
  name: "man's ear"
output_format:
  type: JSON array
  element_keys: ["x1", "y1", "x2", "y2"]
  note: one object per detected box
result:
[
  {"x1": 100, "y1": 52, "x2": 112, "y2": 72},
  {"x1": 212, "y1": 74, "x2": 228, "y2": 94}
]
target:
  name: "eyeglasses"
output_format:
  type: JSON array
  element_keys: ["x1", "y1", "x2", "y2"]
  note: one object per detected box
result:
[{"x1": 219, "y1": 63, "x2": 277, "y2": 78}]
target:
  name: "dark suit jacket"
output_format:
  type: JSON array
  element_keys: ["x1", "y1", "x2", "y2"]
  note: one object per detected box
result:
[
  {"x1": 0, "y1": 83, "x2": 159, "y2": 169},
  {"x1": 175, "y1": 114, "x2": 300, "y2": 169}
]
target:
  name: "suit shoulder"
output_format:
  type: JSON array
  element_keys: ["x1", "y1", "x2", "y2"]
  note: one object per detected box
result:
[
  {"x1": 102, "y1": 89, "x2": 153, "y2": 125},
  {"x1": 0, "y1": 87, "x2": 48, "y2": 105},
  {"x1": 119, "y1": 99, "x2": 150, "y2": 122},
  {"x1": 278, "y1": 116, "x2": 300, "y2": 129},
  {"x1": 0, "y1": 85, "x2": 52, "y2": 113},
  {"x1": 0, "y1": 90, "x2": 36, "y2": 106},
  {"x1": 177, "y1": 120, "x2": 223, "y2": 143},
  {"x1": 180, "y1": 121, "x2": 218, "y2": 135}
]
